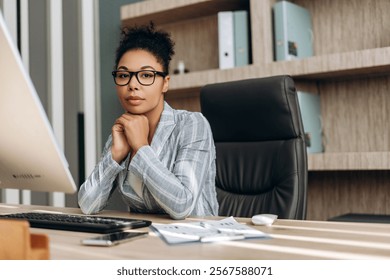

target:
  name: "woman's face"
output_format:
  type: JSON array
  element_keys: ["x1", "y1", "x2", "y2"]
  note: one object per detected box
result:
[{"x1": 115, "y1": 49, "x2": 169, "y2": 117}]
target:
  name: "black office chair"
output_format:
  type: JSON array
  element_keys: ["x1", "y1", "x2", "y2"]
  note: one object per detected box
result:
[{"x1": 200, "y1": 75, "x2": 307, "y2": 219}]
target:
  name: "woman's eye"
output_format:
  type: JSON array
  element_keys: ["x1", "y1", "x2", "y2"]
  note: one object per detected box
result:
[
  {"x1": 118, "y1": 73, "x2": 129, "y2": 79},
  {"x1": 141, "y1": 72, "x2": 153, "y2": 78}
]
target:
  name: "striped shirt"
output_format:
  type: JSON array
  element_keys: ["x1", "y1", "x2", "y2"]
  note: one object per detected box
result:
[{"x1": 78, "y1": 102, "x2": 219, "y2": 219}]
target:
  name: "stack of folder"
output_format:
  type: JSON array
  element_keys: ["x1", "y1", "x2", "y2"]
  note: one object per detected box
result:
[{"x1": 218, "y1": 10, "x2": 250, "y2": 69}]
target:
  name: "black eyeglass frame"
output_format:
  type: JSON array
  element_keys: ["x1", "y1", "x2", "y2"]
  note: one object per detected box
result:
[{"x1": 111, "y1": 70, "x2": 168, "y2": 86}]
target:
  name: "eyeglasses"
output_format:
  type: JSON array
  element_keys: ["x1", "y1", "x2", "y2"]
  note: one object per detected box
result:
[{"x1": 112, "y1": 70, "x2": 167, "y2": 86}]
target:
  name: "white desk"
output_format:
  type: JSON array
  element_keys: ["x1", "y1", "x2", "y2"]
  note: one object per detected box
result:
[{"x1": 1, "y1": 203, "x2": 390, "y2": 260}]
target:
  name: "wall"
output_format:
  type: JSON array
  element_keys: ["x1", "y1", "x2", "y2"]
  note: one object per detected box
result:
[
  {"x1": 63, "y1": 0, "x2": 81, "y2": 207},
  {"x1": 97, "y1": 0, "x2": 141, "y2": 211},
  {"x1": 28, "y1": 0, "x2": 81, "y2": 207},
  {"x1": 98, "y1": 0, "x2": 140, "y2": 148}
]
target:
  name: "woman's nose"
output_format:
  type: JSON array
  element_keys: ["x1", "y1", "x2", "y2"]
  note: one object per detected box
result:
[{"x1": 127, "y1": 73, "x2": 139, "y2": 90}]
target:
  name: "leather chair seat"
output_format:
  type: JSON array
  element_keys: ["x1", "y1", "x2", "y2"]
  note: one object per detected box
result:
[{"x1": 200, "y1": 75, "x2": 307, "y2": 219}]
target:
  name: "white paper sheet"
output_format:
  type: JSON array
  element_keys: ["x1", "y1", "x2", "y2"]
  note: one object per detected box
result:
[{"x1": 151, "y1": 216, "x2": 269, "y2": 245}]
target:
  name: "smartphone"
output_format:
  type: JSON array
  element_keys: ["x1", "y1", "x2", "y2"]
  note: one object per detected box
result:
[{"x1": 81, "y1": 231, "x2": 148, "y2": 246}]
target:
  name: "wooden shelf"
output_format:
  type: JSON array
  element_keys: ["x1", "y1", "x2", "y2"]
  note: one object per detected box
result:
[
  {"x1": 121, "y1": 0, "x2": 248, "y2": 26},
  {"x1": 308, "y1": 152, "x2": 390, "y2": 171},
  {"x1": 168, "y1": 47, "x2": 390, "y2": 94},
  {"x1": 274, "y1": 48, "x2": 390, "y2": 80}
]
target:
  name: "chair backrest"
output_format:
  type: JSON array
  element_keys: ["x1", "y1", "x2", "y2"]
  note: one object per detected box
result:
[{"x1": 200, "y1": 75, "x2": 307, "y2": 219}]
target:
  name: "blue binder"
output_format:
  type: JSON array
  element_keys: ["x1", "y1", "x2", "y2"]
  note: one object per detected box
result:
[
  {"x1": 233, "y1": 10, "x2": 249, "y2": 67},
  {"x1": 273, "y1": 1, "x2": 313, "y2": 61},
  {"x1": 297, "y1": 91, "x2": 324, "y2": 153}
]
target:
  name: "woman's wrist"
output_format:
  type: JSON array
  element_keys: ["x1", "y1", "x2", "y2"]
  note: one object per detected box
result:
[{"x1": 111, "y1": 148, "x2": 128, "y2": 163}]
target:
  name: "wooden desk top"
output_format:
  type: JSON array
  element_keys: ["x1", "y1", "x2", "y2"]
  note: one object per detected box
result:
[{"x1": 1, "y1": 203, "x2": 390, "y2": 260}]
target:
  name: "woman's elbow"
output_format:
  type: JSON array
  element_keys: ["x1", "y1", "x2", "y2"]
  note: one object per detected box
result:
[
  {"x1": 79, "y1": 205, "x2": 95, "y2": 215},
  {"x1": 168, "y1": 204, "x2": 193, "y2": 220},
  {"x1": 78, "y1": 200, "x2": 101, "y2": 215},
  {"x1": 169, "y1": 212, "x2": 189, "y2": 220}
]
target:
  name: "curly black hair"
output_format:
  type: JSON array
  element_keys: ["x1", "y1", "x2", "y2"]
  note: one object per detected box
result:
[{"x1": 114, "y1": 22, "x2": 175, "y2": 74}]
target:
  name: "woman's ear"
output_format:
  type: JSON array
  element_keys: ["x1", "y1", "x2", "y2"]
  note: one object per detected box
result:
[{"x1": 162, "y1": 75, "x2": 170, "y2": 93}]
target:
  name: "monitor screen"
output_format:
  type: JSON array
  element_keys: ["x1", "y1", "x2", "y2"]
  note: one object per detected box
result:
[{"x1": 0, "y1": 12, "x2": 76, "y2": 194}]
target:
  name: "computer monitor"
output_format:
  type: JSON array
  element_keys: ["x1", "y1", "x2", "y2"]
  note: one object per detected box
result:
[{"x1": 0, "y1": 12, "x2": 77, "y2": 194}]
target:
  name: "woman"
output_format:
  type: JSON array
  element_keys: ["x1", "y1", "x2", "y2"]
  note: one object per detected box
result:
[{"x1": 78, "y1": 23, "x2": 218, "y2": 219}]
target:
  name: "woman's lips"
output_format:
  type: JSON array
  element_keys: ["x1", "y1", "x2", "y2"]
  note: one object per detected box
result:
[{"x1": 125, "y1": 96, "x2": 145, "y2": 105}]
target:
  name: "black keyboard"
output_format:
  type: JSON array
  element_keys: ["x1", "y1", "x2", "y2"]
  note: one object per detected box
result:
[{"x1": 0, "y1": 212, "x2": 152, "y2": 233}]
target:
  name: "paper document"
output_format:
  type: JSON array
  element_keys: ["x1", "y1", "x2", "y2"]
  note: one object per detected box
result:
[{"x1": 151, "y1": 216, "x2": 269, "y2": 245}]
